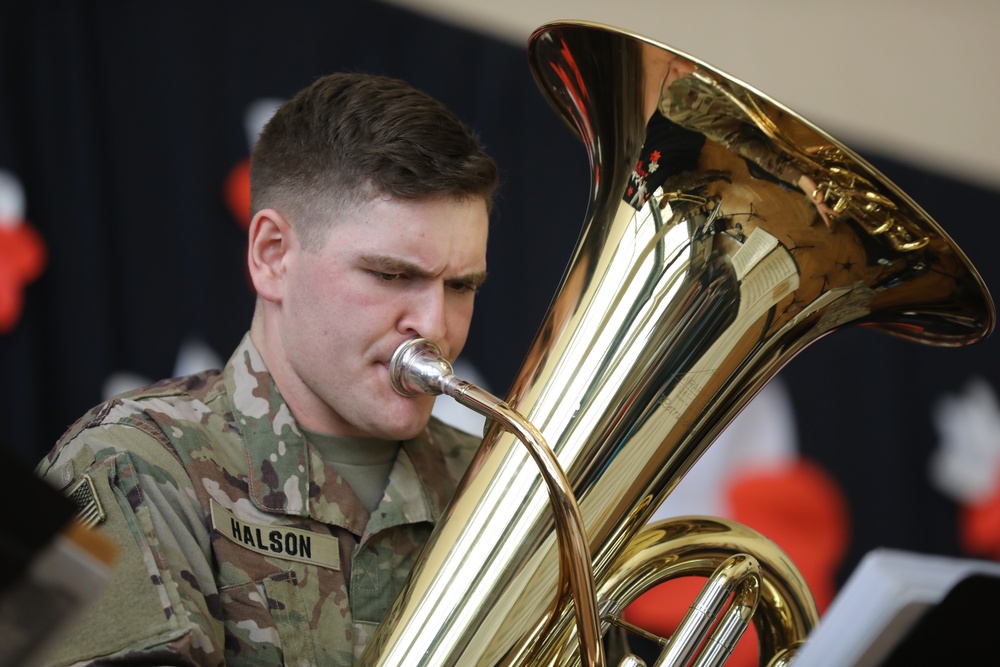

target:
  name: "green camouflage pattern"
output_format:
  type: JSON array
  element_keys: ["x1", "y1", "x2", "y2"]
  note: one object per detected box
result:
[{"x1": 37, "y1": 334, "x2": 481, "y2": 666}]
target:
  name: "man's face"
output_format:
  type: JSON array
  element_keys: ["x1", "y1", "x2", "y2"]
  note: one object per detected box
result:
[{"x1": 274, "y1": 196, "x2": 489, "y2": 440}]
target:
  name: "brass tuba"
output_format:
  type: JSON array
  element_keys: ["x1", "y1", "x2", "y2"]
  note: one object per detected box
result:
[{"x1": 359, "y1": 20, "x2": 994, "y2": 667}]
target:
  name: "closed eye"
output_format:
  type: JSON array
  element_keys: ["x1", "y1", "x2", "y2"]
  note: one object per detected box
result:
[
  {"x1": 370, "y1": 270, "x2": 407, "y2": 283},
  {"x1": 360, "y1": 253, "x2": 486, "y2": 293},
  {"x1": 446, "y1": 279, "x2": 481, "y2": 294}
]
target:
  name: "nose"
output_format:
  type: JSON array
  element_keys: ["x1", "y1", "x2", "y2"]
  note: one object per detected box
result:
[{"x1": 399, "y1": 282, "x2": 448, "y2": 347}]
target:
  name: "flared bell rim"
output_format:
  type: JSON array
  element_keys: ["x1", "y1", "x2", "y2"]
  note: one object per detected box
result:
[{"x1": 528, "y1": 19, "x2": 995, "y2": 346}]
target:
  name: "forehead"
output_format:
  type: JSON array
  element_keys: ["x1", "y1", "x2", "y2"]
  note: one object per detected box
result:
[
  {"x1": 321, "y1": 196, "x2": 489, "y2": 265},
  {"x1": 328, "y1": 193, "x2": 487, "y2": 228}
]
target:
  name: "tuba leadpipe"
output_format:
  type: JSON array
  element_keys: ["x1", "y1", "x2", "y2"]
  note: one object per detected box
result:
[
  {"x1": 360, "y1": 20, "x2": 994, "y2": 667},
  {"x1": 389, "y1": 337, "x2": 606, "y2": 666}
]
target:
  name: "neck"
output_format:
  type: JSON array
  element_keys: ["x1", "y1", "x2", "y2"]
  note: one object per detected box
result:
[{"x1": 249, "y1": 305, "x2": 338, "y2": 434}]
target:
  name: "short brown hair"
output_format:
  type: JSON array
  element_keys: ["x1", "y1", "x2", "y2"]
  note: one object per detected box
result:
[{"x1": 250, "y1": 73, "x2": 499, "y2": 248}]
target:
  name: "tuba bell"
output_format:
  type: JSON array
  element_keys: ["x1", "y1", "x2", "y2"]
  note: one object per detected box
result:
[{"x1": 359, "y1": 20, "x2": 994, "y2": 667}]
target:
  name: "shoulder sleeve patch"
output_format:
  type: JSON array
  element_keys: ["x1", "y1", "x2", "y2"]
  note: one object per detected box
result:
[{"x1": 66, "y1": 474, "x2": 107, "y2": 528}]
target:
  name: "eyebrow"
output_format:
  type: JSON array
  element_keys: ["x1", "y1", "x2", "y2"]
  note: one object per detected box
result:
[{"x1": 360, "y1": 253, "x2": 488, "y2": 288}]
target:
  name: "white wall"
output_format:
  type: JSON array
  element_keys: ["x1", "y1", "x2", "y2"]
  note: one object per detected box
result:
[{"x1": 386, "y1": 0, "x2": 1000, "y2": 191}]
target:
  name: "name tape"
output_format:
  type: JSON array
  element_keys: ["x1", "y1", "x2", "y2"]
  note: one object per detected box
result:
[{"x1": 210, "y1": 500, "x2": 340, "y2": 571}]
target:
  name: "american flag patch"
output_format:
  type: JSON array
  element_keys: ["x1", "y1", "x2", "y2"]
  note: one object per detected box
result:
[{"x1": 67, "y1": 474, "x2": 106, "y2": 528}]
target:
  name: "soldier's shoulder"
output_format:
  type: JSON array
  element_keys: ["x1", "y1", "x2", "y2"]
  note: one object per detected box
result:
[
  {"x1": 69, "y1": 369, "x2": 225, "y2": 427},
  {"x1": 39, "y1": 370, "x2": 230, "y2": 476}
]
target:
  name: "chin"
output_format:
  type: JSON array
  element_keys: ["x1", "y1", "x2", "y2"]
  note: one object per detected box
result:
[
  {"x1": 378, "y1": 421, "x2": 430, "y2": 442},
  {"x1": 378, "y1": 399, "x2": 435, "y2": 441}
]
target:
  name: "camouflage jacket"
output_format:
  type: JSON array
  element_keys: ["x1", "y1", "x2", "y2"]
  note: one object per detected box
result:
[{"x1": 36, "y1": 334, "x2": 481, "y2": 666}]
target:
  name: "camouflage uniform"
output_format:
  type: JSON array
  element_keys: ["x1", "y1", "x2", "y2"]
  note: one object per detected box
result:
[{"x1": 37, "y1": 334, "x2": 480, "y2": 666}]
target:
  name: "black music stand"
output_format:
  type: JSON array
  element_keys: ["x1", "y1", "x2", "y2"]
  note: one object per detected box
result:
[{"x1": 791, "y1": 548, "x2": 1000, "y2": 666}]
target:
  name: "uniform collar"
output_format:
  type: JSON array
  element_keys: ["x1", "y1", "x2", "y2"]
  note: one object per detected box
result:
[{"x1": 224, "y1": 334, "x2": 458, "y2": 535}]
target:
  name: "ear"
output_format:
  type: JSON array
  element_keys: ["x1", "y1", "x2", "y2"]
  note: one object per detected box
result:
[{"x1": 247, "y1": 208, "x2": 293, "y2": 303}]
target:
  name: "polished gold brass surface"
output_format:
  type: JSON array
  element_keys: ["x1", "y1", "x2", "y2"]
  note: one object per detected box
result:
[
  {"x1": 651, "y1": 551, "x2": 761, "y2": 666},
  {"x1": 389, "y1": 338, "x2": 605, "y2": 666},
  {"x1": 359, "y1": 20, "x2": 994, "y2": 667},
  {"x1": 597, "y1": 518, "x2": 816, "y2": 667}
]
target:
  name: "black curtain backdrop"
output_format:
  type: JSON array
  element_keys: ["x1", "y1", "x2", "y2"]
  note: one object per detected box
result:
[{"x1": 2, "y1": 0, "x2": 999, "y2": 590}]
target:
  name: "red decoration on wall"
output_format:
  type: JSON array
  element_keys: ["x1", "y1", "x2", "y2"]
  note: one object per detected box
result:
[
  {"x1": 960, "y1": 477, "x2": 1000, "y2": 560},
  {"x1": 0, "y1": 170, "x2": 47, "y2": 334},
  {"x1": 0, "y1": 219, "x2": 47, "y2": 333},
  {"x1": 929, "y1": 377, "x2": 1000, "y2": 562},
  {"x1": 224, "y1": 98, "x2": 284, "y2": 232},
  {"x1": 224, "y1": 157, "x2": 251, "y2": 230}
]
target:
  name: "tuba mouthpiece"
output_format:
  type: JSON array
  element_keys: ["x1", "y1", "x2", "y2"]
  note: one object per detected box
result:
[{"x1": 389, "y1": 338, "x2": 454, "y2": 397}]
